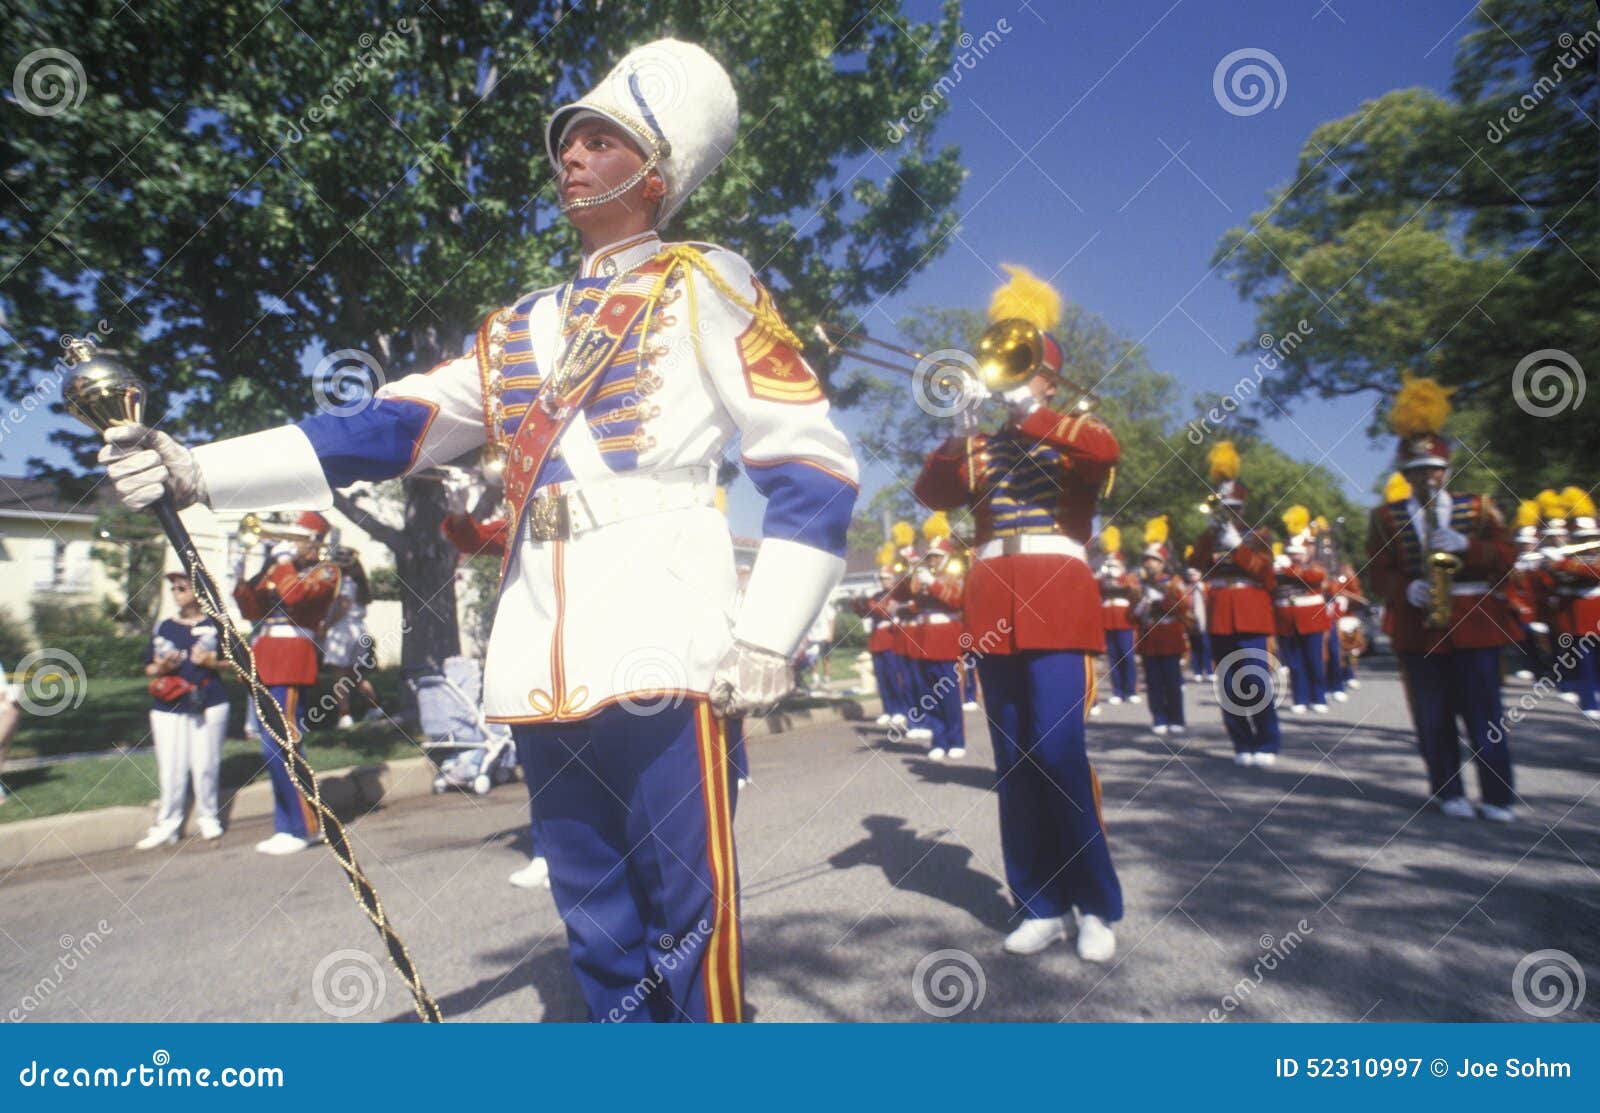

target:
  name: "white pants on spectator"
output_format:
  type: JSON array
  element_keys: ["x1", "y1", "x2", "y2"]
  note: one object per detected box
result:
[{"x1": 149, "y1": 704, "x2": 228, "y2": 834}]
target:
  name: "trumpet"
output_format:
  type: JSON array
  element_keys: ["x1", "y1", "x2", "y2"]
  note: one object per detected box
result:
[
  {"x1": 812, "y1": 318, "x2": 1099, "y2": 412},
  {"x1": 237, "y1": 512, "x2": 320, "y2": 546}
]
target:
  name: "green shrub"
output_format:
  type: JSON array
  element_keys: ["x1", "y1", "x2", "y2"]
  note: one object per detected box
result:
[
  {"x1": 31, "y1": 599, "x2": 116, "y2": 641},
  {"x1": 49, "y1": 634, "x2": 146, "y2": 678},
  {"x1": 0, "y1": 604, "x2": 30, "y2": 666}
]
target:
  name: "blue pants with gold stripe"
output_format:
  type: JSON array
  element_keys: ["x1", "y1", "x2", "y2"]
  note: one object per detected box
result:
[
  {"x1": 976, "y1": 650, "x2": 1123, "y2": 923},
  {"x1": 513, "y1": 700, "x2": 742, "y2": 1023},
  {"x1": 1397, "y1": 649, "x2": 1514, "y2": 807},
  {"x1": 250, "y1": 685, "x2": 320, "y2": 839}
]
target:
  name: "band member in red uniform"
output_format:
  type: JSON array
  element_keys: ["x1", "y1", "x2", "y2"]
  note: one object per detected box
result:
[
  {"x1": 1508, "y1": 498, "x2": 1548, "y2": 683},
  {"x1": 1366, "y1": 377, "x2": 1517, "y2": 820},
  {"x1": 898, "y1": 513, "x2": 968, "y2": 760},
  {"x1": 1326, "y1": 562, "x2": 1366, "y2": 699},
  {"x1": 1182, "y1": 565, "x2": 1212, "y2": 682},
  {"x1": 1544, "y1": 490, "x2": 1600, "y2": 720},
  {"x1": 855, "y1": 546, "x2": 906, "y2": 727},
  {"x1": 914, "y1": 264, "x2": 1120, "y2": 963},
  {"x1": 1274, "y1": 506, "x2": 1330, "y2": 714},
  {"x1": 1132, "y1": 517, "x2": 1187, "y2": 736},
  {"x1": 1096, "y1": 525, "x2": 1140, "y2": 707},
  {"x1": 1188, "y1": 442, "x2": 1280, "y2": 766},
  {"x1": 232, "y1": 511, "x2": 340, "y2": 855}
]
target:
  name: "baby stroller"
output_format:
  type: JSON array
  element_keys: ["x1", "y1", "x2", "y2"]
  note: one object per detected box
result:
[{"x1": 408, "y1": 656, "x2": 519, "y2": 796}]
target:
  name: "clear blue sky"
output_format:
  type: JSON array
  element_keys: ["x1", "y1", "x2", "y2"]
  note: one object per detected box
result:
[{"x1": 5, "y1": 0, "x2": 1474, "y2": 542}]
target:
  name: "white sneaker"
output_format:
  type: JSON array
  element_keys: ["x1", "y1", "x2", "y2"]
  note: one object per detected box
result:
[
  {"x1": 197, "y1": 817, "x2": 224, "y2": 841},
  {"x1": 1233, "y1": 752, "x2": 1256, "y2": 767},
  {"x1": 946, "y1": 747, "x2": 966, "y2": 760},
  {"x1": 1584, "y1": 710, "x2": 1600, "y2": 722},
  {"x1": 891, "y1": 714, "x2": 908, "y2": 728},
  {"x1": 1559, "y1": 692, "x2": 1580, "y2": 704},
  {"x1": 509, "y1": 856, "x2": 552, "y2": 889},
  {"x1": 1192, "y1": 674, "x2": 1204, "y2": 684},
  {"x1": 927, "y1": 748, "x2": 947, "y2": 761},
  {"x1": 906, "y1": 727, "x2": 934, "y2": 741},
  {"x1": 1168, "y1": 724, "x2": 1186, "y2": 735},
  {"x1": 1253, "y1": 752, "x2": 1278, "y2": 767},
  {"x1": 737, "y1": 777, "x2": 749, "y2": 789},
  {"x1": 1128, "y1": 694, "x2": 1143, "y2": 705},
  {"x1": 1291, "y1": 704, "x2": 1308, "y2": 714},
  {"x1": 1478, "y1": 804, "x2": 1515, "y2": 823},
  {"x1": 1108, "y1": 696, "x2": 1123, "y2": 705},
  {"x1": 962, "y1": 701, "x2": 979, "y2": 711},
  {"x1": 1003, "y1": 916, "x2": 1066, "y2": 955},
  {"x1": 1312, "y1": 703, "x2": 1329, "y2": 714},
  {"x1": 875, "y1": 713, "x2": 893, "y2": 726},
  {"x1": 1332, "y1": 691, "x2": 1349, "y2": 703},
  {"x1": 337, "y1": 714, "x2": 355, "y2": 730},
  {"x1": 1152, "y1": 724, "x2": 1169, "y2": 736},
  {"x1": 1438, "y1": 796, "x2": 1476, "y2": 819},
  {"x1": 1075, "y1": 912, "x2": 1116, "y2": 963},
  {"x1": 135, "y1": 827, "x2": 178, "y2": 850},
  {"x1": 1514, "y1": 669, "x2": 1534, "y2": 681},
  {"x1": 1089, "y1": 705, "x2": 1102, "y2": 717},
  {"x1": 1346, "y1": 679, "x2": 1360, "y2": 690},
  {"x1": 255, "y1": 832, "x2": 312, "y2": 855}
]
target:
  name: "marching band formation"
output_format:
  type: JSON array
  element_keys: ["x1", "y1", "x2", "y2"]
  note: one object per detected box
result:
[{"x1": 90, "y1": 36, "x2": 1584, "y2": 1022}]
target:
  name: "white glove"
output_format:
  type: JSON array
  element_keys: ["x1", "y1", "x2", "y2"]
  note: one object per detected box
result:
[
  {"x1": 270, "y1": 541, "x2": 297, "y2": 564},
  {"x1": 1143, "y1": 586, "x2": 1164, "y2": 606},
  {"x1": 1432, "y1": 525, "x2": 1469, "y2": 554},
  {"x1": 952, "y1": 375, "x2": 988, "y2": 436},
  {"x1": 914, "y1": 568, "x2": 935, "y2": 589},
  {"x1": 1273, "y1": 553, "x2": 1291, "y2": 571},
  {"x1": 709, "y1": 640, "x2": 793, "y2": 718},
  {"x1": 443, "y1": 472, "x2": 476, "y2": 516},
  {"x1": 98, "y1": 424, "x2": 205, "y2": 511},
  {"x1": 1218, "y1": 523, "x2": 1243, "y2": 550},
  {"x1": 999, "y1": 383, "x2": 1038, "y2": 418},
  {"x1": 1405, "y1": 579, "x2": 1431, "y2": 610}
]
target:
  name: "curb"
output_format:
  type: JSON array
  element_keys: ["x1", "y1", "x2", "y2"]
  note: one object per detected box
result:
[{"x1": 0, "y1": 696, "x2": 882, "y2": 873}]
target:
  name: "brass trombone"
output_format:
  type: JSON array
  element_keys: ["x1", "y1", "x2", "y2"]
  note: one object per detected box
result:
[
  {"x1": 812, "y1": 318, "x2": 1099, "y2": 412},
  {"x1": 236, "y1": 513, "x2": 353, "y2": 564}
]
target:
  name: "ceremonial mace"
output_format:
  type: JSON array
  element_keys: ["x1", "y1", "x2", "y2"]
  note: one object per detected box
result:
[{"x1": 63, "y1": 342, "x2": 442, "y2": 1023}]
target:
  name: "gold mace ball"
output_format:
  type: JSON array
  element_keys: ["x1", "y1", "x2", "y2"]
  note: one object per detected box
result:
[{"x1": 62, "y1": 341, "x2": 147, "y2": 434}]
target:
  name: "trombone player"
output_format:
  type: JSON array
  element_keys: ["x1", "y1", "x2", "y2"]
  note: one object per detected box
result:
[
  {"x1": 913, "y1": 264, "x2": 1121, "y2": 963},
  {"x1": 1365, "y1": 378, "x2": 1516, "y2": 821}
]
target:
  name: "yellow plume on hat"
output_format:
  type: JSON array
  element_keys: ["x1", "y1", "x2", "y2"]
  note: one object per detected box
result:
[
  {"x1": 1208, "y1": 441, "x2": 1241, "y2": 483},
  {"x1": 1282, "y1": 505, "x2": 1310, "y2": 537},
  {"x1": 1143, "y1": 515, "x2": 1169, "y2": 545},
  {"x1": 1383, "y1": 472, "x2": 1412, "y2": 503},
  {"x1": 1184, "y1": 543, "x2": 1194, "y2": 560},
  {"x1": 1563, "y1": 486, "x2": 1596, "y2": 520},
  {"x1": 1313, "y1": 515, "x2": 1330, "y2": 532},
  {"x1": 1100, "y1": 525, "x2": 1122, "y2": 554},
  {"x1": 1537, "y1": 489, "x2": 1566, "y2": 519},
  {"x1": 922, "y1": 511, "x2": 951, "y2": 542},
  {"x1": 876, "y1": 542, "x2": 897, "y2": 568},
  {"x1": 988, "y1": 264, "x2": 1062, "y2": 331},
  {"x1": 1514, "y1": 499, "x2": 1541, "y2": 529},
  {"x1": 891, "y1": 520, "x2": 915, "y2": 547},
  {"x1": 1273, "y1": 541, "x2": 1284, "y2": 557},
  {"x1": 1388, "y1": 375, "x2": 1453, "y2": 438}
]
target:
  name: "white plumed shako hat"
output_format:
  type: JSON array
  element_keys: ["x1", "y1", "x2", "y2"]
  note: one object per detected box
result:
[{"x1": 545, "y1": 39, "x2": 738, "y2": 226}]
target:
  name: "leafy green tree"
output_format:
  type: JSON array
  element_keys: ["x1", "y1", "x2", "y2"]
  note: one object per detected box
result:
[
  {"x1": 1, "y1": 0, "x2": 964, "y2": 664},
  {"x1": 1213, "y1": 0, "x2": 1597, "y2": 492}
]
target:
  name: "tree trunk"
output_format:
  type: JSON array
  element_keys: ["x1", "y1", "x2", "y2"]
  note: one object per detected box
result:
[{"x1": 393, "y1": 475, "x2": 462, "y2": 671}]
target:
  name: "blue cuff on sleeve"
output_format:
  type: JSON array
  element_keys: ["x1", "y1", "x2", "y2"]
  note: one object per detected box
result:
[
  {"x1": 746, "y1": 460, "x2": 857, "y2": 557},
  {"x1": 296, "y1": 398, "x2": 435, "y2": 489}
]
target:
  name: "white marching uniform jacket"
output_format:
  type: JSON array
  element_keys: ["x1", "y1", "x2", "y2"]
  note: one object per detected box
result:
[{"x1": 192, "y1": 232, "x2": 860, "y2": 721}]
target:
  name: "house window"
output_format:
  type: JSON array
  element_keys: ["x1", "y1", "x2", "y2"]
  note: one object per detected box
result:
[{"x1": 32, "y1": 538, "x2": 93, "y2": 594}]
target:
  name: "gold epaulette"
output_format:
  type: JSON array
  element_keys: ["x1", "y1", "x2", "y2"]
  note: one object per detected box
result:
[{"x1": 655, "y1": 243, "x2": 806, "y2": 351}]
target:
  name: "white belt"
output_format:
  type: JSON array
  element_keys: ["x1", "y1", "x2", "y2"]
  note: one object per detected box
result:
[
  {"x1": 527, "y1": 466, "x2": 714, "y2": 542},
  {"x1": 1276, "y1": 593, "x2": 1325, "y2": 608},
  {"x1": 977, "y1": 535, "x2": 1088, "y2": 562},
  {"x1": 1556, "y1": 585, "x2": 1600, "y2": 599},
  {"x1": 1103, "y1": 598, "x2": 1130, "y2": 608},
  {"x1": 923, "y1": 614, "x2": 955, "y2": 625},
  {"x1": 1452, "y1": 581, "x2": 1491, "y2": 596},
  {"x1": 258, "y1": 623, "x2": 316, "y2": 639}
]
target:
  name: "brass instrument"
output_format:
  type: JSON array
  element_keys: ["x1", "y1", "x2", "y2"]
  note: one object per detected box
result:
[
  {"x1": 812, "y1": 318, "x2": 1099, "y2": 412},
  {"x1": 236, "y1": 512, "x2": 351, "y2": 564},
  {"x1": 1202, "y1": 493, "x2": 1268, "y2": 550},
  {"x1": 1416, "y1": 476, "x2": 1459, "y2": 629}
]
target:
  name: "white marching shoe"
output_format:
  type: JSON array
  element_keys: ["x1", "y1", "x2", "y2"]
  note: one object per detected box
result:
[
  {"x1": 1108, "y1": 696, "x2": 1123, "y2": 705},
  {"x1": 906, "y1": 727, "x2": 934, "y2": 741},
  {"x1": 1151, "y1": 724, "x2": 1169, "y2": 736},
  {"x1": 1233, "y1": 752, "x2": 1256, "y2": 767},
  {"x1": 1346, "y1": 679, "x2": 1360, "y2": 690},
  {"x1": 1332, "y1": 691, "x2": 1349, "y2": 703},
  {"x1": 1290, "y1": 704, "x2": 1308, "y2": 714},
  {"x1": 927, "y1": 748, "x2": 947, "y2": 761},
  {"x1": 891, "y1": 713, "x2": 909, "y2": 728},
  {"x1": 1089, "y1": 704, "x2": 1103, "y2": 717},
  {"x1": 1312, "y1": 703, "x2": 1329, "y2": 713},
  {"x1": 1559, "y1": 692, "x2": 1580, "y2": 704},
  {"x1": 1253, "y1": 752, "x2": 1278, "y2": 767},
  {"x1": 134, "y1": 827, "x2": 178, "y2": 850},
  {"x1": 946, "y1": 747, "x2": 966, "y2": 760},
  {"x1": 1514, "y1": 669, "x2": 1533, "y2": 681},
  {"x1": 1003, "y1": 916, "x2": 1066, "y2": 955},
  {"x1": 1168, "y1": 724, "x2": 1186, "y2": 735},
  {"x1": 874, "y1": 712, "x2": 893, "y2": 726},
  {"x1": 255, "y1": 831, "x2": 315, "y2": 855},
  {"x1": 1075, "y1": 911, "x2": 1116, "y2": 964},
  {"x1": 1584, "y1": 709, "x2": 1600, "y2": 722},
  {"x1": 509, "y1": 856, "x2": 552, "y2": 889},
  {"x1": 962, "y1": 700, "x2": 979, "y2": 711},
  {"x1": 1438, "y1": 796, "x2": 1476, "y2": 819},
  {"x1": 1478, "y1": 804, "x2": 1515, "y2": 823},
  {"x1": 1127, "y1": 694, "x2": 1143, "y2": 705}
]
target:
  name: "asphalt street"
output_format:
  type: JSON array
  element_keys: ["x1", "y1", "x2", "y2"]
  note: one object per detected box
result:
[{"x1": 3, "y1": 658, "x2": 1597, "y2": 1023}]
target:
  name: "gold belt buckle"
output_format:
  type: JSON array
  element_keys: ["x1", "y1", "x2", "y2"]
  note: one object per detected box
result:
[{"x1": 527, "y1": 491, "x2": 569, "y2": 542}]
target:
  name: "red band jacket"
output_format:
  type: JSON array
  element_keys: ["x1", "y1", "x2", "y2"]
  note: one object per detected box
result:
[
  {"x1": 1187, "y1": 526, "x2": 1277, "y2": 636},
  {"x1": 1274, "y1": 561, "x2": 1330, "y2": 636},
  {"x1": 234, "y1": 558, "x2": 341, "y2": 686},
  {"x1": 1132, "y1": 573, "x2": 1189, "y2": 656}
]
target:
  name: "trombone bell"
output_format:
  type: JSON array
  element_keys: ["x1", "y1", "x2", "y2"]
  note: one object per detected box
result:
[{"x1": 976, "y1": 318, "x2": 1043, "y2": 393}]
